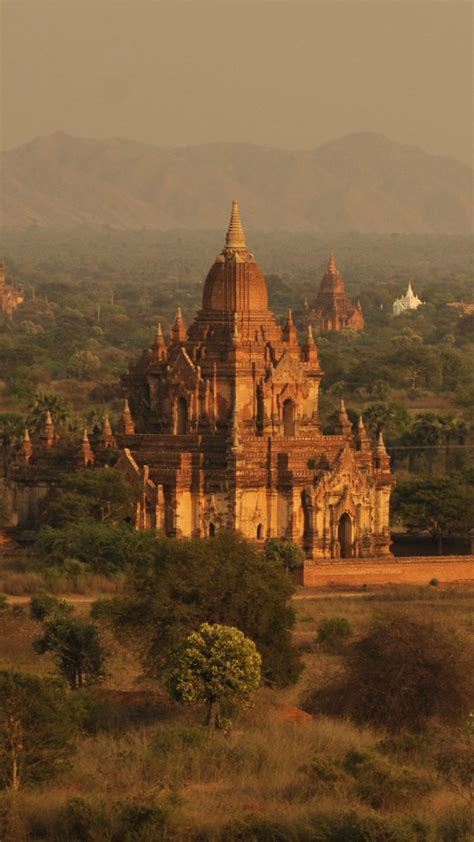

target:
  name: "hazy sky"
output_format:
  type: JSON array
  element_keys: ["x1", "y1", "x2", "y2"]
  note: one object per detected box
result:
[{"x1": 2, "y1": 1, "x2": 472, "y2": 164}]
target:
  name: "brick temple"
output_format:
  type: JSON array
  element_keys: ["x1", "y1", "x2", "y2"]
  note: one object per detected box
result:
[
  {"x1": 10, "y1": 202, "x2": 392, "y2": 560},
  {"x1": 305, "y1": 253, "x2": 364, "y2": 332}
]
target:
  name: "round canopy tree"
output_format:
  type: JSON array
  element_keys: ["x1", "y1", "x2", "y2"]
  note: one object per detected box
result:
[{"x1": 167, "y1": 623, "x2": 261, "y2": 735}]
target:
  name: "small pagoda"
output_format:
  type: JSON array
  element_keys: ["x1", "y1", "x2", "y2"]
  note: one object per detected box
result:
[{"x1": 305, "y1": 254, "x2": 364, "y2": 332}]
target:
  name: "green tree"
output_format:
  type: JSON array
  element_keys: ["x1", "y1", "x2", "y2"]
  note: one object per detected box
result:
[
  {"x1": 0, "y1": 670, "x2": 77, "y2": 790},
  {"x1": 0, "y1": 413, "x2": 25, "y2": 448},
  {"x1": 167, "y1": 623, "x2": 261, "y2": 735},
  {"x1": 263, "y1": 537, "x2": 304, "y2": 571},
  {"x1": 363, "y1": 401, "x2": 410, "y2": 440},
  {"x1": 67, "y1": 350, "x2": 101, "y2": 380},
  {"x1": 317, "y1": 617, "x2": 353, "y2": 653},
  {"x1": 104, "y1": 532, "x2": 301, "y2": 687},
  {"x1": 44, "y1": 468, "x2": 139, "y2": 527},
  {"x1": 392, "y1": 474, "x2": 474, "y2": 553},
  {"x1": 306, "y1": 612, "x2": 474, "y2": 732},
  {"x1": 35, "y1": 522, "x2": 157, "y2": 575},
  {"x1": 27, "y1": 391, "x2": 71, "y2": 433},
  {"x1": 30, "y1": 592, "x2": 74, "y2": 623},
  {"x1": 33, "y1": 617, "x2": 106, "y2": 690}
]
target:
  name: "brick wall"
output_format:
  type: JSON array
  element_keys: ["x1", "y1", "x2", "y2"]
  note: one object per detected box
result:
[{"x1": 303, "y1": 556, "x2": 474, "y2": 588}]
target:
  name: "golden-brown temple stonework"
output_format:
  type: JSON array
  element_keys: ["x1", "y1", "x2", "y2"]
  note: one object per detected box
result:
[
  {"x1": 305, "y1": 253, "x2": 364, "y2": 332},
  {"x1": 9, "y1": 203, "x2": 392, "y2": 561}
]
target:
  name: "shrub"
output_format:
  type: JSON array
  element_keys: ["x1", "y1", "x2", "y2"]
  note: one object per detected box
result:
[
  {"x1": 115, "y1": 804, "x2": 169, "y2": 842},
  {"x1": 217, "y1": 813, "x2": 299, "y2": 842},
  {"x1": 34, "y1": 617, "x2": 107, "y2": 690},
  {"x1": 305, "y1": 611, "x2": 474, "y2": 732},
  {"x1": 317, "y1": 617, "x2": 353, "y2": 652},
  {"x1": 437, "y1": 807, "x2": 473, "y2": 842},
  {"x1": 342, "y1": 749, "x2": 434, "y2": 810},
  {"x1": 54, "y1": 797, "x2": 110, "y2": 842},
  {"x1": 263, "y1": 538, "x2": 304, "y2": 571},
  {"x1": 30, "y1": 591, "x2": 74, "y2": 622},
  {"x1": 0, "y1": 670, "x2": 77, "y2": 789}
]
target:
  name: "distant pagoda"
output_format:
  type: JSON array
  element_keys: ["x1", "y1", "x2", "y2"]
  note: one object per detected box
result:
[
  {"x1": 392, "y1": 283, "x2": 423, "y2": 316},
  {"x1": 305, "y1": 254, "x2": 364, "y2": 332}
]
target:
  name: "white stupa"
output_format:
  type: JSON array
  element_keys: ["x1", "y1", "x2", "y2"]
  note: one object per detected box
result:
[{"x1": 392, "y1": 283, "x2": 424, "y2": 316}]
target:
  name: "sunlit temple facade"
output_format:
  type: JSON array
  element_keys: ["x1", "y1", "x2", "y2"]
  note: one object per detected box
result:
[{"x1": 9, "y1": 203, "x2": 393, "y2": 560}]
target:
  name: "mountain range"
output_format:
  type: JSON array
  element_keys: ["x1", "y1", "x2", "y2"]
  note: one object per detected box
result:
[{"x1": 1, "y1": 132, "x2": 472, "y2": 233}]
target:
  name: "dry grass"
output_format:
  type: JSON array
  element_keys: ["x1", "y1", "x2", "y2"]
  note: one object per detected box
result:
[{"x1": 0, "y1": 581, "x2": 472, "y2": 840}]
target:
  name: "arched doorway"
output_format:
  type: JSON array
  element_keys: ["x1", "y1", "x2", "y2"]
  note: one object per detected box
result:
[
  {"x1": 282, "y1": 399, "x2": 295, "y2": 436},
  {"x1": 176, "y1": 397, "x2": 188, "y2": 435},
  {"x1": 256, "y1": 523, "x2": 264, "y2": 540},
  {"x1": 208, "y1": 522, "x2": 216, "y2": 537},
  {"x1": 338, "y1": 513, "x2": 353, "y2": 558}
]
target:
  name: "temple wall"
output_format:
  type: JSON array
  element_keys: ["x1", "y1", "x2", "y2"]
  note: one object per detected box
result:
[{"x1": 303, "y1": 557, "x2": 474, "y2": 587}]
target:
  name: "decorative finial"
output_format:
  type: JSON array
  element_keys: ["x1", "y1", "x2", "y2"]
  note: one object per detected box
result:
[
  {"x1": 82, "y1": 428, "x2": 89, "y2": 443},
  {"x1": 339, "y1": 398, "x2": 347, "y2": 416},
  {"x1": 171, "y1": 307, "x2": 187, "y2": 342},
  {"x1": 226, "y1": 200, "x2": 247, "y2": 250},
  {"x1": 358, "y1": 415, "x2": 365, "y2": 430},
  {"x1": 377, "y1": 430, "x2": 388, "y2": 454},
  {"x1": 307, "y1": 324, "x2": 314, "y2": 343},
  {"x1": 23, "y1": 428, "x2": 31, "y2": 442},
  {"x1": 328, "y1": 253, "x2": 337, "y2": 273},
  {"x1": 120, "y1": 399, "x2": 136, "y2": 435},
  {"x1": 103, "y1": 414, "x2": 112, "y2": 435},
  {"x1": 156, "y1": 322, "x2": 163, "y2": 337},
  {"x1": 45, "y1": 410, "x2": 53, "y2": 426}
]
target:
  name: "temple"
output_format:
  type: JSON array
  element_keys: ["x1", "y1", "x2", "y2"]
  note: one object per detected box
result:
[
  {"x1": 305, "y1": 254, "x2": 364, "y2": 332},
  {"x1": 392, "y1": 283, "x2": 423, "y2": 316},
  {"x1": 0, "y1": 262, "x2": 24, "y2": 317},
  {"x1": 8, "y1": 202, "x2": 392, "y2": 561}
]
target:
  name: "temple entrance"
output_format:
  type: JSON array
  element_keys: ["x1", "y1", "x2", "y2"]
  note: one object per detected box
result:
[
  {"x1": 256, "y1": 523, "x2": 264, "y2": 540},
  {"x1": 208, "y1": 522, "x2": 216, "y2": 537},
  {"x1": 338, "y1": 513, "x2": 353, "y2": 558},
  {"x1": 282, "y1": 399, "x2": 295, "y2": 436},
  {"x1": 176, "y1": 397, "x2": 188, "y2": 435}
]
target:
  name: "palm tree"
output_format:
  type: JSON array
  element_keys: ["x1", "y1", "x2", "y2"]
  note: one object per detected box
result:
[{"x1": 27, "y1": 392, "x2": 71, "y2": 434}]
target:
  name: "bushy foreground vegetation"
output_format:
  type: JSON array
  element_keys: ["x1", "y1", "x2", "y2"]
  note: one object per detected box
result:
[{"x1": 0, "y1": 566, "x2": 472, "y2": 840}]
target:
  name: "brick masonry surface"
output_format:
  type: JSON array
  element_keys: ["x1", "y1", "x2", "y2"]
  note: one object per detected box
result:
[{"x1": 303, "y1": 556, "x2": 474, "y2": 587}]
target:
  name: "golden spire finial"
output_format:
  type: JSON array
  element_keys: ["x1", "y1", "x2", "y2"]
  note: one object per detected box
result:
[
  {"x1": 226, "y1": 200, "x2": 247, "y2": 250},
  {"x1": 328, "y1": 252, "x2": 337, "y2": 273}
]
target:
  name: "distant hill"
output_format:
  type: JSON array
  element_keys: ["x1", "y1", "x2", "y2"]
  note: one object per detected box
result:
[{"x1": 1, "y1": 132, "x2": 472, "y2": 232}]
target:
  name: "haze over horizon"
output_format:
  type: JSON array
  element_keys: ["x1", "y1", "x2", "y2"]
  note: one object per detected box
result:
[{"x1": 2, "y1": 1, "x2": 472, "y2": 167}]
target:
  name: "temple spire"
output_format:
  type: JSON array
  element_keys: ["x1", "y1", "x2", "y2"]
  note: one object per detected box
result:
[
  {"x1": 171, "y1": 307, "x2": 187, "y2": 343},
  {"x1": 377, "y1": 430, "x2": 388, "y2": 456},
  {"x1": 283, "y1": 308, "x2": 298, "y2": 344},
  {"x1": 119, "y1": 399, "x2": 135, "y2": 435},
  {"x1": 225, "y1": 200, "x2": 247, "y2": 251},
  {"x1": 356, "y1": 415, "x2": 370, "y2": 452},
  {"x1": 335, "y1": 399, "x2": 352, "y2": 435},
  {"x1": 41, "y1": 411, "x2": 55, "y2": 447},
  {"x1": 20, "y1": 427, "x2": 33, "y2": 463},
  {"x1": 328, "y1": 252, "x2": 337, "y2": 273}
]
